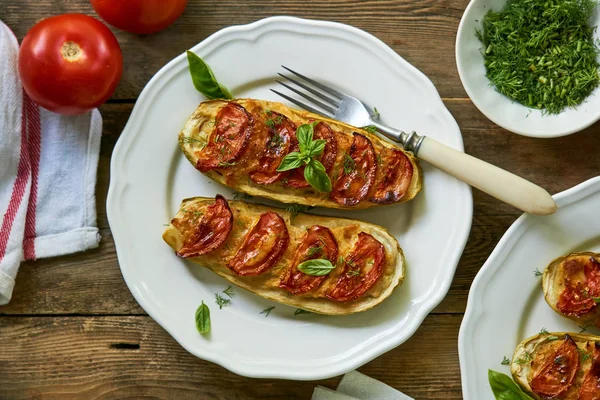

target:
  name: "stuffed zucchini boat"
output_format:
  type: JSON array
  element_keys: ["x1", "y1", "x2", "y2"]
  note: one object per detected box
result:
[
  {"x1": 543, "y1": 252, "x2": 600, "y2": 327},
  {"x1": 178, "y1": 99, "x2": 422, "y2": 210},
  {"x1": 162, "y1": 195, "x2": 405, "y2": 315},
  {"x1": 511, "y1": 332, "x2": 600, "y2": 399}
]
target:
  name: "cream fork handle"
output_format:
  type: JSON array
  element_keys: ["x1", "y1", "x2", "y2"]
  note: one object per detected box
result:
[{"x1": 417, "y1": 137, "x2": 557, "y2": 215}]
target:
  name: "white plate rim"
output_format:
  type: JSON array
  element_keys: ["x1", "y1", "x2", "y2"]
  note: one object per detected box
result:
[
  {"x1": 458, "y1": 175, "x2": 600, "y2": 398},
  {"x1": 455, "y1": 0, "x2": 600, "y2": 138},
  {"x1": 107, "y1": 16, "x2": 473, "y2": 380}
]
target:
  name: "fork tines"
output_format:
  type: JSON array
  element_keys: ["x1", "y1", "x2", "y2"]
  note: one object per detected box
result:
[{"x1": 271, "y1": 66, "x2": 342, "y2": 118}]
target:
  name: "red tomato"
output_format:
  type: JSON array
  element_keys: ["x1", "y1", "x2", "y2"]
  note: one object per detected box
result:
[
  {"x1": 174, "y1": 195, "x2": 233, "y2": 258},
  {"x1": 579, "y1": 343, "x2": 600, "y2": 400},
  {"x1": 331, "y1": 133, "x2": 377, "y2": 206},
  {"x1": 18, "y1": 14, "x2": 122, "y2": 115},
  {"x1": 91, "y1": 0, "x2": 188, "y2": 34},
  {"x1": 227, "y1": 212, "x2": 289, "y2": 276},
  {"x1": 279, "y1": 225, "x2": 338, "y2": 295},
  {"x1": 250, "y1": 112, "x2": 297, "y2": 185},
  {"x1": 530, "y1": 335, "x2": 580, "y2": 398},
  {"x1": 327, "y1": 232, "x2": 385, "y2": 302},
  {"x1": 196, "y1": 103, "x2": 253, "y2": 172}
]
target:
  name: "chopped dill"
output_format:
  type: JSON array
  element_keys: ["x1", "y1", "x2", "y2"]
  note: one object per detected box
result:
[
  {"x1": 307, "y1": 245, "x2": 324, "y2": 258},
  {"x1": 294, "y1": 308, "x2": 312, "y2": 316},
  {"x1": 286, "y1": 204, "x2": 314, "y2": 221},
  {"x1": 215, "y1": 293, "x2": 231, "y2": 309},
  {"x1": 260, "y1": 306, "x2": 275, "y2": 317},
  {"x1": 362, "y1": 125, "x2": 378, "y2": 134},
  {"x1": 223, "y1": 285, "x2": 236, "y2": 299},
  {"x1": 265, "y1": 118, "x2": 275, "y2": 129},
  {"x1": 534, "y1": 268, "x2": 543, "y2": 277},
  {"x1": 342, "y1": 153, "x2": 356, "y2": 175},
  {"x1": 477, "y1": 0, "x2": 600, "y2": 114},
  {"x1": 501, "y1": 356, "x2": 510, "y2": 365},
  {"x1": 181, "y1": 136, "x2": 207, "y2": 149}
]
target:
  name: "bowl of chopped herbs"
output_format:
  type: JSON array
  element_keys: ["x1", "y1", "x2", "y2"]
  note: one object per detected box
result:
[{"x1": 456, "y1": 0, "x2": 600, "y2": 137}]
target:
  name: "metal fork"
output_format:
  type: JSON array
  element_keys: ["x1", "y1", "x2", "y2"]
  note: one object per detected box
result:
[{"x1": 272, "y1": 66, "x2": 557, "y2": 215}]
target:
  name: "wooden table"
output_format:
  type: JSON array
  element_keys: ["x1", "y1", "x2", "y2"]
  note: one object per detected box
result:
[{"x1": 1, "y1": 1, "x2": 599, "y2": 398}]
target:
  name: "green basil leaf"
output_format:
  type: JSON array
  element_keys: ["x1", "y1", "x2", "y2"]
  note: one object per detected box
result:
[
  {"x1": 297, "y1": 259, "x2": 335, "y2": 276},
  {"x1": 488, "y1": 370, "x2": 534, "y2": 400},
  {"x1": 304, "y1": 160, "x2": 332, "y2": 193},
  {"x1": 296, "y1": 123, "x2": 314, "y2": 154},
  {"x1": 276, "y1": 152, "x2": 305, "y2": 172},
  {"x1": 186, "y1": 51, "x2": 233, "y2": 100},
  {"x1": 307, "y1": 139, "x2": 326, "y2": 158},
  {"x1": 195, "y1": 301, "x2": 211, "y2": 334}
]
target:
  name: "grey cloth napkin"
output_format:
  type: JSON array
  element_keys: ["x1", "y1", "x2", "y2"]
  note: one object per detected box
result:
[{"x1": 312, "y1": 371, "x2": 414, "y2": 400}]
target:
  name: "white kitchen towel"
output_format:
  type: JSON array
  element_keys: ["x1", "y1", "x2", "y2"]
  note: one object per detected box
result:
[
  {"x1": 312, "y1": 371, "x2": 414, "y2": 400},
  {"x1": 0, "y1": 20, "x2": 101, "y2": 305}
]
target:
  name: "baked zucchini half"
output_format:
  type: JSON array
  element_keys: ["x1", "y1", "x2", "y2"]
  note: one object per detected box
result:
[
  {"x1": 178, "y1": 98, "x2": 422, "y2": 210},
  {"x1": 543, "y1": 252, "x2": 600, "y2": 327},
  {"x1": 511, "y1": 332, "x2": 600, "y2": 399},
  {"x1": 162, "y1": 195, "x2": 405, "y2": 315}
]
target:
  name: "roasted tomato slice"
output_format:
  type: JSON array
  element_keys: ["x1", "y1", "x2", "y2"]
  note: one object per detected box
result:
[
  {"x1": 370, "y1": 149, "x2": 413, "y2": 204},
  {"x1": 558, "y1": 281, "x2": 597, "y2": 316},
  {"x1": 227, "y1": 212, "x2": 289, "y2": 275},
  {"x1": 196, "y1": 103, "x2": 252, "y2": 172},
  {"x1": 174, "y1": 195, "x2": 233, "y2": 258},
  {"x1": 530, "y1": 335, "x2": 580, "y2": 398},
  {"x1": 557, "y1": 257, "x2": 600, "y2": 317},
  {"x1": 287, "y1": 122, "x2": 337, "y2": 188},
  {"x1": 331, "y1": 133, "x2": 377, "y2": 206},
  {"x1": 585, "y1": 257, "x2": 600, "y2": 295},
  {"x1": 579, "y1": 343, "x2": 600, "y2": 400},
  {"x1": 279, "y1": 225, "x2": 338, "y2": 295},
  {"x1": 249, "y1": 112, "x2": 296, "y2": 185},
  {"x1": 327, "y1": 232, "x2": 385, "y2": 302}
]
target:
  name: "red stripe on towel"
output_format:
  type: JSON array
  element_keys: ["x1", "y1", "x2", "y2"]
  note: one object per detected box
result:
[
  {"x1": 0, "y1": 91, "x2": 31, "y2": 262},
  {"x1": 23, "y1": 94, "x2": 40, "y2": 260}
]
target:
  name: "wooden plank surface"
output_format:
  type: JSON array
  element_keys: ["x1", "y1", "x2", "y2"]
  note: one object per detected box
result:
[
  {"x1": 0, "y1": 314, "x2": 463, "y2": 399},
  {"x1": 1, "y1": 0, "x2": 600, "y2": 398}
]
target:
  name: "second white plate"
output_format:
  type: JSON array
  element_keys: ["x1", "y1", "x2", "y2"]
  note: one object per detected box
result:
[
  {"x1": 107, "y1": 16, "x2": 472, "y2": 380},
  {"x1": 459, "y1": 176, "x2": 600, "y2": 399}
]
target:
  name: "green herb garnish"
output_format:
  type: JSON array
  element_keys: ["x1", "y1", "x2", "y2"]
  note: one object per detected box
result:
[
  {"x1": 233, "y1": 191, "x2": 252, "y2": 201},
  {"x1": 501, "y1": 356, "x2": 510, "y2": 365},
  {"x1": 342, "y1": 153, "x2": 356, "y2": 175},
  {"x1": 307, "y1": 245, "x2": 324, "y2": 258},
  {"x1": 362, "y1": 125, "x2": 378, "y2": 134},
  {"x1": 276, "y1": 123, "x2": 332, "y2": 192},
  {"x1": 215, "y1": 293, "x2": 231, "y2": 309},
  {"x1": 297, "y1": 259, "x2": 335, "y2": 276},
  {"x1": 578, "y1": 347, "x2": 592, "y2": 361},
  {"x1": 514, "y1": 351, "x2": 533, "y2": 365},
  {"x1": 195, "y1": 301, "x2": 211, "y2": 334},
  {"x1": 223, "y1": 285, "x2": 235, "y2": 299},
  {"x1": 186, "y1": 51, "x2": 233, "y2": 100},
  {"x1": 294, "y1": 308, "x2": 312, "y2": 316},
  {"x1": 477, "y1": 0, "x2": 600, "y2": 114},
  {"x1": 181, "y1": 136, "x2": 207, "y2": 149},
  {"x1": 534, "y1": 268, "x2": 543, "y2": 277},
  {"x1": 260, "y1": 306, "x2": 275, "y2": 317},
  {"x1": 286, "y1": 204, "x2": 314, "y2": 221},
  {"x1": 488, "y1": 370, "x2": 534, "y2": 400}
]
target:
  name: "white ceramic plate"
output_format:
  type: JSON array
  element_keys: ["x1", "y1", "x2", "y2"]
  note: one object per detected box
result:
[
  {"x1": 456, "y1": 0, "x2": 600, "y2": 138},
  {"x1": 107, "y1": 16, "x2": 472, "y2": 380},
  {"x1": 459, "y1": 176, "x2": 600, "y2": 399}
]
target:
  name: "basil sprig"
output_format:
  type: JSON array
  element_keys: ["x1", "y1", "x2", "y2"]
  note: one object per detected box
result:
[
  {"x1": 488, "y1": 370, "x2": 534, "y2": 400},
  {"x1": 195, "y1": 301, "x2": 211, "y2": 334},
  {"x1": 297, "y1": 259, "x2": 335, "y2": 276},
  {"x1": 276, "y1": 123, "x2": 332, "y2": 192},
  {"x1": 186, "y1": 50, "x2": 233, "y2": 100}
]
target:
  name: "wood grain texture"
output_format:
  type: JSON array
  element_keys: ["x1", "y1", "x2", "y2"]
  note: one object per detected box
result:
[
  {"x1": 2, "y1": 0, "x2": 600, "y2": 398},
  {"x1": 0, "y1": 0, "x2": 469, "y2": 99},
  {"x1": 0, "y1": 314, "x2": 463, "y2": 399}
]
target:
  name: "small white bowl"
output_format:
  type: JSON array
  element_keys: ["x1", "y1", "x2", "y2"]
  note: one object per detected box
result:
[{"x1": 456, "y1": 0, "x2": 600, "y2": 138}]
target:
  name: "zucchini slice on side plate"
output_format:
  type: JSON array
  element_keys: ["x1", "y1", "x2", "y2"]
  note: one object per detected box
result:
[
  {"x1": 543, "y1": 252, "x2": 600, "y2": 327},
  {"x1": 178, "y1": 99, "x2": 422, "y2": 210},
  {"x1": 162, "y1": 195, "x2": 405, "y2": 315},
  {"x1": 511, "y1": 332, "x2": 600, "y2": 399}
]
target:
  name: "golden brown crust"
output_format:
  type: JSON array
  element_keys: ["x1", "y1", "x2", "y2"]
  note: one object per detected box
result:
[
  {"x1": 511, "y1": 332, "x2": 600, "y2": 399},
  {"x1": 543, "y1": 252, "x2": 600, "y2": 327},
  {"x1": 162, "y1": 197, "x2": 405, "y2": 315},
  {"x1": 179, "y1": 99, "x2": 422, "y2": 210}
]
